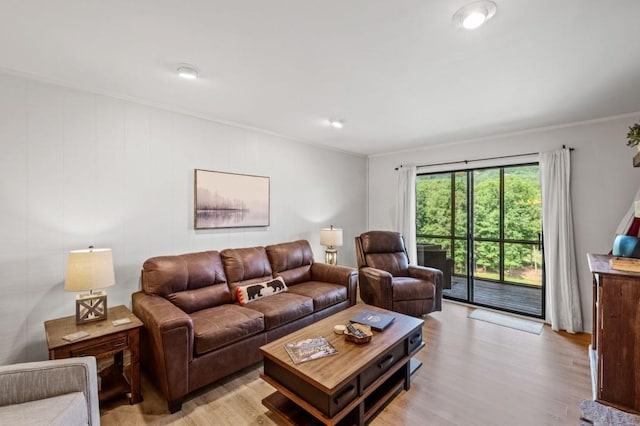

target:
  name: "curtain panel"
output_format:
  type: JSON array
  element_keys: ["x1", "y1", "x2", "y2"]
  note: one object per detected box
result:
[
  {"x1": 396, "y1": 165, "x2": 417, "y2": 264},
  {"x1": 539, "y1": 148, "x2": 583, "y2": 333}
]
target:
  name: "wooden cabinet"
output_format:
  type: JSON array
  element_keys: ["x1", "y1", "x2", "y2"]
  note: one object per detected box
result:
[{"x1": 587, "y1": 254, "x2": 640, "y2": 413}]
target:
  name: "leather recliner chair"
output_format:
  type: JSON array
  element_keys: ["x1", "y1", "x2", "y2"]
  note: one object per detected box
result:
[{"x1": 355, "y1": 231, "x2": 443, "y2": 317}]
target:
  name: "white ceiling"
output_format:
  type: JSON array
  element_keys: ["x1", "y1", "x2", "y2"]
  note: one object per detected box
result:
[{"x1": 1, "y1": 0, "x2": 640, "y2": 156}]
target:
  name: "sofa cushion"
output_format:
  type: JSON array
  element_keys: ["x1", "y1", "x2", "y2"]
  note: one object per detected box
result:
[
  {"x1": 142, "y1": 251, "x2": 231, "y2": 312},
  {"x1": 190, "y1": 305, "x2": 265, "y2": 355},
  {"x1": 0, "y1": 391, "x2": 88, "y2": 426},
  {"x1": 265, "y1": 240, "x2": 313, "y2": 285},
  {"x1": 221, "y1": 246, "x2": 273, "y2": 301},
  {"x1": 243, "y1": 293, "x2": 314, "y2": 330},
  {"x1": 286, "y1": 281, "x2": 347, "y2": 311},
  {"x1": 236, "y1": 277, "x2": 287, "y2": 305}
]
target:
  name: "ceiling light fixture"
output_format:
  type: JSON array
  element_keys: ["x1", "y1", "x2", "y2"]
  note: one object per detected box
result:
[
  {"x1": 329, "y1": 119, "x2": 344, "y2": 129},
  {"x1": 177, "y1": 64, "x2": 199, "y2": 79},
  {"x1": 453, "y1": 1, "x2": 497, "y2": 30}
]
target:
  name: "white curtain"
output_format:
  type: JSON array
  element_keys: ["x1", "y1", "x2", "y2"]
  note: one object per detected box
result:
[
  {"x1": 539, "y1": 149, "x2": 583, "y2": 333},
  {"x1": 396, "y1": 165, "x2": 417, "y2": 264}
]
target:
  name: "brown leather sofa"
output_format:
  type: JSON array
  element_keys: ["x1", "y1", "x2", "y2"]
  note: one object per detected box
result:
[
  {"x1": 131, "y1": 239, "x2": 357, "y2": 412},
  {"x1": 355, "y1": 231, "x2": 443, "y2": 317}
]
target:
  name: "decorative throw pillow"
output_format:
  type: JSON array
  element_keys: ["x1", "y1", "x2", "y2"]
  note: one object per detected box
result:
[{"x1": 236, "y1": 277, "x2": 287, "y2": 305}]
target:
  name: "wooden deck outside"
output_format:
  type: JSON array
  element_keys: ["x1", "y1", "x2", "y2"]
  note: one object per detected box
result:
[{"x1": 444, "y1": 276, "x2": 543, "y2": 317}]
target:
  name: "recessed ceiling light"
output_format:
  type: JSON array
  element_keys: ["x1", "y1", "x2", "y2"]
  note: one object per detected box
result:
[
  {"x1": 329, "y1": 119, "x2": 344, "y2": 129},
  {"x1": 177, "y1": 65, "x2": 198, "y2": 79},
  {"x1": 453, "y1": 1, "x2": 497, "y2": 30}
]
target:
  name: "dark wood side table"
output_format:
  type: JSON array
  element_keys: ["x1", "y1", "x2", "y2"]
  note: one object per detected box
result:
[{"x1": 44, "y1": 304, "x2": 143, "y2": 404}]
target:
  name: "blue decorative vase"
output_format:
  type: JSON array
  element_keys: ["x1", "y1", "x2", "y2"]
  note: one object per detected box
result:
[{"x1": 612, "y1": 235, "x2": 640, "y2": 258}]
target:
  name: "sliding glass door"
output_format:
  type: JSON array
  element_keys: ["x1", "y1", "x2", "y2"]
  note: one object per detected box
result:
[{"x1": 416, "y1": 164, "x2": 544, "y2": 318}]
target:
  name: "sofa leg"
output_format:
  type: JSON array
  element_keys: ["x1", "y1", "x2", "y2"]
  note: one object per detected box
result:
[{"x1": 168, "y1": 399, "x2": 182, "y2": 413}]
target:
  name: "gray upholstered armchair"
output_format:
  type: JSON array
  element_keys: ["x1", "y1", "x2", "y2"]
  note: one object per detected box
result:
[
  {"x1": 0, "y1": 356, "x2": 100, "y2": 425},
  {"x1": 355, "y1": 231, "x2": 443, "y2": 317}
]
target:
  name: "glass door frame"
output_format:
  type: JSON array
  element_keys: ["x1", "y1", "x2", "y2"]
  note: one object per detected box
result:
[{"x1": 416, "y1": 162, "x2": 545, "y2": 319}]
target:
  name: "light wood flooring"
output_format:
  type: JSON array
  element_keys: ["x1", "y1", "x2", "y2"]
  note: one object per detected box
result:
[{"x1": 100, "y1": 301, "x2": 592, "y2": 425}]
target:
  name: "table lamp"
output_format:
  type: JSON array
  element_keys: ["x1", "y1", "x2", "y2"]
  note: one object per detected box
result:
[
  {"x1": 320, "y1": 225, "x2": 343, "y2": 265},
  {"x1": 64, "y1": 246, "x2": 115, "y2": 324}
]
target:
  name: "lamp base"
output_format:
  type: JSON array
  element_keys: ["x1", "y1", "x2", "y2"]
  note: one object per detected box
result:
[
  {"x1": 75, "y1": 291, "x2": 108, "y2": 325},
  {"x1": 325, "y1": 248, "x2": 338, "y2": 265}
]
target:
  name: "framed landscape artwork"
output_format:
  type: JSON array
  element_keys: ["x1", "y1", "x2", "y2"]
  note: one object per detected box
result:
[{"x1": 194, "y1": 169, "x2": 270, "y2": 229}]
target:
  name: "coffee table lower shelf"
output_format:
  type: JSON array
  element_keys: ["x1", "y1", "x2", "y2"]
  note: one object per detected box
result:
[{"x1": 262, "y1": 378, "x2": 405, "y2": 426}]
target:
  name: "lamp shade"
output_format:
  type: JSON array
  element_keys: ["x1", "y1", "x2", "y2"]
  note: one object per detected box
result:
[
  {"x1": 320, "y1": 227, "x2": 343, "y2": 247},
  {"x1": 64, "y1": 248, "x2": 115, "y2": 292}
]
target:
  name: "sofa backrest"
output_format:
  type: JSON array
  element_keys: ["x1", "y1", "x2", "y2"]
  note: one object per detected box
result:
[
  {"x1": 141, "y1": 251, "x2": 231, "y2": 313},
  {"x1": 265, "y1": 240, "x2": 313, "y2": 286},
  {"x1": 220, "y1": 246, "x2": 273, "y2": 302}
]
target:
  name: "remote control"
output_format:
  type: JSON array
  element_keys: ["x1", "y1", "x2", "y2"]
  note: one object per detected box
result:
[
  {"x1": 346, "y1": 323, "x2": 366, "y2": 339},
  {"x1": 62, "y1": 331, "x2": 90, "y2": 342},
  {"x1": 112, "y1": 318, "x2": 132, "y2": 326}
]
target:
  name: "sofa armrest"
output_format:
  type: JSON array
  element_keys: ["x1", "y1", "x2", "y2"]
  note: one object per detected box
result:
[
  {"x1": 408, "y1": 265, "x2": 444, "y2": 311},
  {"x1": 0, "y1": 356, "x2": 100, "y2": 425},
  {"x1": 310, "y1": 263, "x2": 358, "y2": 305},
  {"x1": 132, "y1": 291, "x2": 193, "y2": 405},
  {"x1": 358, "y1": 267, "x2": 394, "y2": 310}
]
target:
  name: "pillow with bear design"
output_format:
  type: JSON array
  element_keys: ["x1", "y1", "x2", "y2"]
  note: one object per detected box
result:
[{"x1": 236, "y1": 277, "x2": 288, "y2": 305}]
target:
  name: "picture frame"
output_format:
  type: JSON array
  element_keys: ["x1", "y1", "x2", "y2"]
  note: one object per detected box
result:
[{"x1": 194, "y1": 169, "x2": 270, "y2": 229}]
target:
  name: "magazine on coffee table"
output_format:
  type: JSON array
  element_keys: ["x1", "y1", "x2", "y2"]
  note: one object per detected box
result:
[
  {"x1": 284, "y1": 337, "x2": 338, "y2": 364},
  {"x1": 350, "y1": 310, "x2": 395, "y2": 331}
]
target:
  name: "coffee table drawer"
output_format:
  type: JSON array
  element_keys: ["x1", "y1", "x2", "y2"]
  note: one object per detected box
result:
[
  {"x1": 264, "y1": 359, "x2": 358, "y2": 417},
  {"x1": 360, "y1": 341, "x2": 405, "y2": 392}
]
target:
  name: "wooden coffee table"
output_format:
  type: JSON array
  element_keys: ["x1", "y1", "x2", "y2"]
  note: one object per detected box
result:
[{"x1": 260, "y1": 304, "x2": 424, "y2": 425}]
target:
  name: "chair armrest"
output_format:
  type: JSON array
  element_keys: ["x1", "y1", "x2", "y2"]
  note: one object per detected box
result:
[
  {"x1": 132, "y1": 291, "x2": 193, "y2": 404},
  {"x1": 408, "y1": 264, "x2": 441, "y2": 281},
  {"x1": 358, "y1": 267, "x2": 394, "y2": 310},
  {"x1": 310, "y1": 263, "x2": 358, "y2": 305},
  {"x1": 0, "y1": 357, "x2": 100, "y2": 425},
  {"x1": 408, "y1": 265, "x2": 444, "y2": 311}
]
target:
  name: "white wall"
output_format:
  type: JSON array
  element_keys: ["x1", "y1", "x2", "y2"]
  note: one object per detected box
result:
[
  {"x1": 368, "y1": 115, "x2": 640, "y2": 333},
  {"x1": 0, "y1": 72, "x2": 367, "y2": 364}
]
